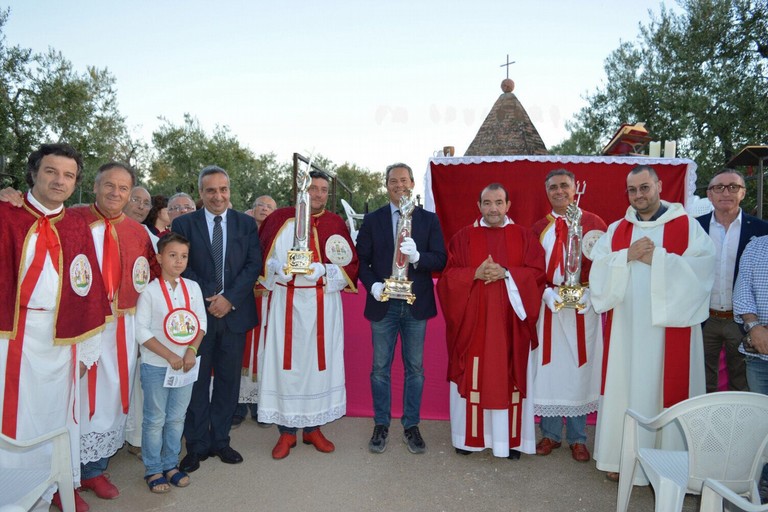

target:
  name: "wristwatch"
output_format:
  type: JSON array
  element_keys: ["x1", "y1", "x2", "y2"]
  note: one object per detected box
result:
[{"x1": 744, "y1": 321, "x2": 760, "y2": 332}]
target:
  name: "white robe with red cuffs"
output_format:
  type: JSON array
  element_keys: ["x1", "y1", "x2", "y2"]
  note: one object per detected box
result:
[{"x1": 589, "y1": 202, "x2": 715, "y2": 483}]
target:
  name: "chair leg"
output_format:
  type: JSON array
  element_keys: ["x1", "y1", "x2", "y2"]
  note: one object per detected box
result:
[
  {"x1": 653, "y1": 478, "x2": 685, "y2": 512},
  {"x1": 615, "y1": 463, "x2": 637, "y2": 512}
]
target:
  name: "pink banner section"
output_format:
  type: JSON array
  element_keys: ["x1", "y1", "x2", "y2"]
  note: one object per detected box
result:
[{"x1": 343, "y1": 284, "x2": 450, "y2": 420}]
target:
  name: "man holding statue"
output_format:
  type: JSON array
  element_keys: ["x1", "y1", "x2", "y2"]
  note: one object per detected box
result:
[
  {"x1": 357, "y1": 162, "x2": 446, "y2": 455},
  {"x1": 530, "y1": 169, "x2": 606, "y2": 463},
  {"x1": 437, "y1": 183, "x2": 545, "y2": 459},
  {"x1": 258, "y1": 166, "x2": 358, "y2": 459}
]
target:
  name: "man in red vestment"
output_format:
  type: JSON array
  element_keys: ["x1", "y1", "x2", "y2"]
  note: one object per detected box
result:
[
  {"x1": 437, "y1": 183, "x2": 545, "y2": 459},
  {"x1": 0, "y1": 143, "x2": 111, "y2": 512},
  {"x1": 69, "y1": 163, "x2": 159, "y2": 505},
  {"x1": 258, "y1": 171, "x2": 359, "y2": 459}
]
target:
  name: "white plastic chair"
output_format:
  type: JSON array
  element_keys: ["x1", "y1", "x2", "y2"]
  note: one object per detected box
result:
[
  {"x1": 340, "y1": 198, "x2": 365, "y2": 244},
  {"x1": 700, "y1": 478, "x2": 768, "y2": 512},
  {"x1": 616, "y1": 391, "x2": 768, "y2": 512},
  {"x1": 0, "y1": 427, "x2": 75, "y2": 512}
]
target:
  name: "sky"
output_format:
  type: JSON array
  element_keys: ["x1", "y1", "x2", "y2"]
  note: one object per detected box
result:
[{"x1": 3, "y1": 0, "x2": 671, "y2": 190}]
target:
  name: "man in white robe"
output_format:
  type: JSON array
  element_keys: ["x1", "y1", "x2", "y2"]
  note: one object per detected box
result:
[
  {"x1": 590, "y1": 165, "x2": 715, "y2": 484},
  {"x1": 258, "y1": 171, "x2": 358, "y2": 459},
  {"x1": 0, "y1": 144, "x2": 109, "y2": 512}
]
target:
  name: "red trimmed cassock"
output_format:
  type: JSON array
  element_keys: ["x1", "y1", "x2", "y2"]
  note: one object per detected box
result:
[
  {"x1": 69, "y1": 204, "x2": 160, "y2": 465},
  {"x1": 257, "y1": 207, "x2": 358, "y2": 427},
  {"x1": 530, "y1": 209, "x2": 606, "y2": 421},
  {"x1": 0, "y1": 194, "x2": 110, "y2": 491},
  {"x1": 437, "y1": 218, "x2": 545, "y2": 456},
  {"x1": 589, "y1": 202, "x2": 715, "y2": 483}
]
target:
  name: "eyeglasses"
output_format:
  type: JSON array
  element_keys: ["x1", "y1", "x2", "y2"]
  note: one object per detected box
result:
[
  {"x1": 626, "y1": 184, "x2": 655, "y2": 196},
  {"x1": 129, "y1": 197, "x2": 151, "y2": 208},
  {"x1": 169, "y1": 205, "x2": 195, "y2": 213},
  {"x1": 707, "y1": 184, "x2": 745, "y2": 194},
  {"x1": 255, "y1": 202, "x2": 275, "y2": 210}
]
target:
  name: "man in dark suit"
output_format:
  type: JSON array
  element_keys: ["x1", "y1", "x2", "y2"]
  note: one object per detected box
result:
[
  {"x1": 356, "y1": 162, "x2": 446, "y2": 455},
  {"x1": 697, "y1": 168, "x2": 768, "y2": 392},
  {"x1": 173, "y1": 165, "x2": 262, "y2": 472}
]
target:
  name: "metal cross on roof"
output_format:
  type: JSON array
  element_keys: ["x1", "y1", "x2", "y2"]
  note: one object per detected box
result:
[{"x1": 499, "y1": 54, "x2": 516, "y2": 79}]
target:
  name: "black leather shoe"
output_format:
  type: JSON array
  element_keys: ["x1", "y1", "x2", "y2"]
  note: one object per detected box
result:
[
  {"x1": 209, "y1": 445, "x2": 243, "y2": 464},
  {"x1": 507, "y1": 449, "x2": 521, "y2": 460},
  {"x1": 455, "y1": 448, "x2": 472, "y2": 455},
  {"x1": 179, "y1": 452, "x2": 208, "y2": 473}
]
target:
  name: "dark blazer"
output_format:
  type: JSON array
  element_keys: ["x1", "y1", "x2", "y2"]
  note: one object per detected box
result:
[
  {"x1": 696, "y1": 211, "x2": 768, "y2": 284},
  {"x1": 357, "y1": 204, "x2": 447, "y2": 322},
  {"x1": 172, "y1": 208, "x2": 262, "y2": 333}
]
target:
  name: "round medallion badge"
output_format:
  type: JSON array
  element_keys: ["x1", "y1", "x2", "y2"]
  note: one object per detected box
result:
[
  {"x1": 132, "y1": 256, "x2": 150, "y2": 292},
  {"x1": 325, "y1": 234, "x2": 353, "y2": 266},
  {"x1": 70, "y1": 254, "x2": 93, "y2": 297}
]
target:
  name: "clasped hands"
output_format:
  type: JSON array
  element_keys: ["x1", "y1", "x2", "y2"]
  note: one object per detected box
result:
[
  {"x1": 627, "y1": 236, "x2": 654, "y2": 265},
  {"x1": 206, "y1": 294, "x2": 233, "y2": 319},
  {"x1": 474, "y1": 255, "x2": 506, "y2": 284}
]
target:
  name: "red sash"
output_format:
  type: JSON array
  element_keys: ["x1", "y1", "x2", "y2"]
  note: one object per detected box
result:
[
  {"x1": 280, "y1": 220, "x2": 326, "y2": 372},
  {"x1": 542, "y1": 216, "x2": 588, "y2": 367},
  {"x1": 2, "y1": 216, "x2": 61, "y2": 438},
  {"x1": 88, "y1": 218, "x2": 130, "y2": 417},
  {"x1": 603, "y1": 215, "x2": 691, "y2": 407},
  {"x1": 242, "y1": 295, "x2": 265, "y2": 378}
]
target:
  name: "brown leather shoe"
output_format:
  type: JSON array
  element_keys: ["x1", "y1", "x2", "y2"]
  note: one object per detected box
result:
[
  {"x1": 606, "y1": 471, "x2": 620, "y2": 482},
  {"x1": 302, "y1": 429, "x2": 335, "y2": 453},
  {"x1": 570, "y1": 443, "x2": 590, "y2": 462},
  {"x1": 271, "y1": 433, "x2": 297, "y2": 459},
  {"x1": 535, "y1": 437, "x2": 562, "y2": 456}
]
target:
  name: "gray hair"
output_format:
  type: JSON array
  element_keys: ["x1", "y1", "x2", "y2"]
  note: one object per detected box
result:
[
  {"x1": 168, "y1": 192, "x2": 194, "y2": 204},
  {"x1": 198, "y1": 165, "x2": 229, "y2": 191},
  {"x1": 544, "y1": 168, "x2": 575, "y2": 185},
  {"x1": 709, "y1": 168, "x2": 746, "y2": 187},
  {"x1": 385, "y1": 162, "x2": 414, "y2": 183}
]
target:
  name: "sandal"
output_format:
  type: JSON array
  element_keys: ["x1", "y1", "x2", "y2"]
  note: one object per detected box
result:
[
  {"x1": 145, "y1": 474, "x2": 171, "y2": 494},
  {"x1": 164, "y1": 467, "x2": 190, "y2": 488}
]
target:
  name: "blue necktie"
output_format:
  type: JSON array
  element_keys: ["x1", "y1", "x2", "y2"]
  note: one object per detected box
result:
[{"x1": 213, "y1": 215, "x2": 223, "y2": 294}]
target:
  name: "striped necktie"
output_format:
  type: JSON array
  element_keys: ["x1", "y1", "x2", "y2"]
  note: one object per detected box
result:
[{"x1": 213, "y1": 215, "x2": 223, "y2": 294}]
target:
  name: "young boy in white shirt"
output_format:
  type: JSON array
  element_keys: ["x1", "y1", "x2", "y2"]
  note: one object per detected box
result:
[{"x1": 135, "y1": 232, "x2": 206, "y2": 493}]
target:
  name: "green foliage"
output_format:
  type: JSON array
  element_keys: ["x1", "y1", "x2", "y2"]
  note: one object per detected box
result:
[
  {"x1": 0, "y1": 9, "x2": 133, "y2": 202},
  {"x1": 150, "y1": 114, "x2": 292, "y2": 210},
  {"x1": 329, "y1": 161, "x2": 387, "y2": 214},
  {"x1": 552, "y1": 0, "x2": 768, "y2": 207}
]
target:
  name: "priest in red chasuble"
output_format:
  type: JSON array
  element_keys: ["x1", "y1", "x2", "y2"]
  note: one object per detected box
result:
[{"x1": 437, "y1": 183, "x2": 545, "y2": 459}]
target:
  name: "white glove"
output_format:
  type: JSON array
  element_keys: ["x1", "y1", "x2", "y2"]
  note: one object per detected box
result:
[
  {"x1": 305, "y1": 262, "x2": 326, "y2": 283},
  {"x1": 268, "y1": 258, "x2": 293, "y2": 284},
  {"x1": 577, "y1": 289, "x2": 592, "y2": 315},
  {"x1": 371, "y1": 282, "x2": 385, "y2": 302},
  {"x1": 542, "y1": 287, "x2": 562, "y2": 313},
  {"x1": 399, "y1": 237, "x2": 420, "y2": 264}
]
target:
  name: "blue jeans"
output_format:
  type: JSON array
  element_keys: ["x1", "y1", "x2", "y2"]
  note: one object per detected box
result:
[
  {"x1": 140, "y1": 363, "x2": 194, "y2": 477},
  {"x1": 746, "y1": 355, "x2": 768, "y2": 395},
  {"x1": 370, "y1": 300, "x2": 427, "y2": 429},
  {"x1": 277, "y1": 425, "x2": 317, "y2": 435},
  {"x1": 81, "y1": 457, "x2": 110, "y2": 480},
  {"x1": 539, "y1": 415, "x2": 587, "y2": 445}
]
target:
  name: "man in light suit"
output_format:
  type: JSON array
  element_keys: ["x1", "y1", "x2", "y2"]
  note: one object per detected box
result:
[
  {"x1": 696, "y1": 168, "x2": 768, "y2": 392},
  {"x1": 173, "y1": 166, "x2": 262, "y2": 472},
  {"x1": 356, "y1": 162, "x2": 446, "y2": 455}
]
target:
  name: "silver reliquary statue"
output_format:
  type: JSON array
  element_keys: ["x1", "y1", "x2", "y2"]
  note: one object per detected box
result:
[
  {"x1": 555, "y1": 201, "x2": 586, "y2": 311},
  {"x1": 381, "y1": 191, "x2": 416, "y2": 304},
  {"x1": 285, "y1": 156, "x2": 314, "y2": 274}
]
